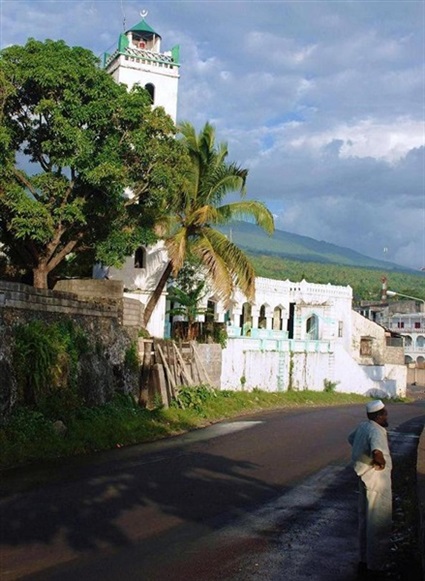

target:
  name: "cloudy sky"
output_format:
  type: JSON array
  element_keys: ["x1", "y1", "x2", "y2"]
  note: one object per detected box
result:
[{"x1": 1, "y1": 0, "x2": 424, "y2": 269}]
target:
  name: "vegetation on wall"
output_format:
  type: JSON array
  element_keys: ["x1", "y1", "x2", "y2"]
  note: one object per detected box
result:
[{"x1": 13, "y1": 320, "x2": 90, "y2": 410}]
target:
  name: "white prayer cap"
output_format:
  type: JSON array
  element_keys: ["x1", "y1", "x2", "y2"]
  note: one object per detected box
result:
[{"x1": 366, "y1": 400, "x2": 385, "y2": 414}]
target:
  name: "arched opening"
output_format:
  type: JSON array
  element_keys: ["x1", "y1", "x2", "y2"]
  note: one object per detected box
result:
[
  {"x1": 405, "y1": 355, "x2": 413, "y2": 364},
  {"x1": 273, "y1": 307, "x2": 282, "y2": 331},
  {"x1": 404, "y1": 335, "x2": 413, "y2": 347},
  {"x1": 240, "y1": 302, "x2": 252, "y2": 336},
  {"x1": 306, "y1": 314, "x2": 319, "y2": 340},
  {"x1": 417, "y1": 356, "x2": 425, "y2": 365},
  {"x1": 145, "y1": 83, "x2": 155, "y2": 104},
  {"x1": 259, "y1": 304, "x2": 267, "y2": 329},
  {"x1": 417, "y1": 335, "x2": 425, "y2": 348},
  {"x1": 134, "y1": 247, "x2": 146, "y2": 269}
]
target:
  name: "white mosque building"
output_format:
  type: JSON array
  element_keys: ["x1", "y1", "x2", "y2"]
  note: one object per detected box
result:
[{"x1": 93, "y1": 15, "x2": 406, "y2": 397}]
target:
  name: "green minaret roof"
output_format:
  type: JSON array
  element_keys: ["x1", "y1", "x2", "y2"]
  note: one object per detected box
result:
[{"x1": 127, "y1": 19, "x2": 161, "y2": 39}]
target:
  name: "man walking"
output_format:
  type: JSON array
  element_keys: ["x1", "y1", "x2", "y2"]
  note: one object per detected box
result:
[{"x1": 348, "y1": 400, "x2": 392, "y2": 580}]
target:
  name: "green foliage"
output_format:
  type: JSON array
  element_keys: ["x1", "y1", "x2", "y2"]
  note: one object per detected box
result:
[
  {"x1": 124, "y1": 342, "x2": 140, "y2": 373},
  {"x1": 0, "y1": 39, "x2": 187, "y2": 287},
  {"x1": 323, "y1": 379, "x2": 339, "y2": 393},
  {"x1": 138, "y1": 328, "x2": 151, "y2": 339},
  {"x1": 144, "y1": 122, "x2": 275, "y2": 325},
  {"x1": 213, "y1": 325, "x2": 228, "y2": 349},
  {"x1": 171, "y1": 384, "x2": 218, "y2": 414},
  {"x1": 13, "y1": 319, "x2": 90, "y2": 407},
  {"x1": 13, "y1": 321, "x2": 60, "y2": 405}
]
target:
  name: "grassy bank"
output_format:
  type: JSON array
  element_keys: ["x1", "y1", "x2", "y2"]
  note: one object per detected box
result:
[{"x1": 0, "y1": 387, "x2": 383, "y2": 471}]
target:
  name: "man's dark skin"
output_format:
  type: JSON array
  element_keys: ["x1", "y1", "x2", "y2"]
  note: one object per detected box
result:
[{"x1": 368, "y1": 407, "x2": 389, "y2": 471}]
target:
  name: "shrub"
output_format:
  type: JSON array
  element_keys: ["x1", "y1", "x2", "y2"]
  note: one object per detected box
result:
[
  {"x1": 171, "y1": 384, "x2": 217, "y2": 414},
  {"x1": 323, "y1": 379, "x2": 339, "y2": 393},
  {"x1": 12, "y1": 319, "x2": 90, "y2": 408}
]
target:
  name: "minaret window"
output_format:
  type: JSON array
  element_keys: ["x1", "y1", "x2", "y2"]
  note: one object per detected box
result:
[
  {"x1": 134, "y1": 247, "x2": 146, "y2": 269},
  {"x1": 145, "y1": 83, "x2": 155, "y2": 104}
]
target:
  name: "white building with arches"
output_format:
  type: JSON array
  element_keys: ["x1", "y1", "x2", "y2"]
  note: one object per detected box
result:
[{"x1": 187, "y1": 277, "x2": 406, "y2": 396}]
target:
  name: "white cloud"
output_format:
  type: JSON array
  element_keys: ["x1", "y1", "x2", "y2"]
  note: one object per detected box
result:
[
  {"x1": 1, "y1": 0, "x2": 424, "y2": 270},
  {"x1": 289, "y1": 118, "x2": 425, "y2": 163}
]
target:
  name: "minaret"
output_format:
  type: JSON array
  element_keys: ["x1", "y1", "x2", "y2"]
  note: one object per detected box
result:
[{"x1": 103, "y1": 11, "x2": 180, "y2": 122}]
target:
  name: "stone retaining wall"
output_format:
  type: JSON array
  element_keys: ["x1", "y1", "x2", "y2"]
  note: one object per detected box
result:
[{"x1": 0, "y1": 281, "x2": 139, "y2": 422}]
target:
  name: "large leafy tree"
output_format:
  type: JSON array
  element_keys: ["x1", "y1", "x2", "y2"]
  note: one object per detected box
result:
[
  {"x1": 0, "y1": 39, "x2": 186, "y2": 288},
  {"x1": 144, "y1": 121, "x2": 274, "y2": 325}
]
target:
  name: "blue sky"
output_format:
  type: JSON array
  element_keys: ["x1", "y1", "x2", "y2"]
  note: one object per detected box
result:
[{"x1": 1, "y1": 0, "x2": 424, "y2": 269}]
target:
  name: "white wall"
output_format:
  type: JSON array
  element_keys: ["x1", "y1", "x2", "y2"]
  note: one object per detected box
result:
[
  {"x1": 108, "y1": 56, "x2": 179, "y2": 122},
  {"x1": 220, "y1": 322, "x2": 407, "y2": 397}
]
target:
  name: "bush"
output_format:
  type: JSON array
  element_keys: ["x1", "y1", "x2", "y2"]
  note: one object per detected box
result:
[
  {"x1": 13, "y1": 319, "x2": 90, "y2": 408},
  {"x1": 323, "y1": 379, "x2": 339, "y2": 393},
  {"x1": 171, "y1": 384, "x2": 217, "y2": 414}
]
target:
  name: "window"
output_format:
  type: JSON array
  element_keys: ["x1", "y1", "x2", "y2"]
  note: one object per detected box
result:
[
  {"x1": 273, "y1": 307, "x2": 282, "y2": 331},
  {"x1": 338, "y1": 321, "x2": 343, "y2": 338},
  {"x1": 145, "y1": 83, "x2": 155, "y2": 104},
  {"x1": 259, "y1": 305, "x2": 267, "y2": 329},
  {"x1": 134, "y1": 247, "x2": 146, "y2": 269},
  {"x1": 306, "y1": 314, "x2": 319, "y2": 340},
  {"x1": 415, "y1": 322, "x2": 421, "y2": 329},
  {"x1": 240, "y1": 302, "x2": 252, "y2": 336},
  {"x1": 360, "y1": 337, "x2": 373, "y2": 356},
  {"x1": 397, "y1": 321, "x2": 405, "y2": 329}
]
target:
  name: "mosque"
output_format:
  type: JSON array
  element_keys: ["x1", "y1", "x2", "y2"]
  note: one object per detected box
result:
[{"x1": 94, "y1": 14, "x2": 406, "y2": 397}]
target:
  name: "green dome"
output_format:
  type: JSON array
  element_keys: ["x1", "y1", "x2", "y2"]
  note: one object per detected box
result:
[{"x1": 127, "y1": 19, "x2": 161, "y2": 40}]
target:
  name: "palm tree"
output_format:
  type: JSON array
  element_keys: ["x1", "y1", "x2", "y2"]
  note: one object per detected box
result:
[{"x1": 143, "y1": 121, "x2": 274, "y2": 325}]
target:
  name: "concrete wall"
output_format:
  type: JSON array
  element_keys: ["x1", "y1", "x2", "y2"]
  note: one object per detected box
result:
[
  {"x1": 408, "y1": 367, "x2": 425, "y2": 386},
  {"x1": 220, "y1": 336, "x2": 406, "y2": 397},
  {"x1": 193, "y1": 343, "x2": 222, "y2": 389},
  {"x1": 351, "y1": 310, "x2": 386, "y2": 365},
  {"x1": 54, "y1": 279, "x2": 124, "y2": 300},
  {"x1": 1, "y1": 280, "x2": 120, "y2": 319}
]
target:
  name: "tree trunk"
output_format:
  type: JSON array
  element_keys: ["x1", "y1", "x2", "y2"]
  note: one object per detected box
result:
[
  {"x1": 32, "y1": 265, "x2": 49, "y2": 289},
  {"x1": 143, "y1": 261, "x2": 173, "y2": 326}
]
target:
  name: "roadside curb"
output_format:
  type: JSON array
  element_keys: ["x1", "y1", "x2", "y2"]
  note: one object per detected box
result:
[{"x1": 417, "y1": 427, "x2": 425, "y2": 580}]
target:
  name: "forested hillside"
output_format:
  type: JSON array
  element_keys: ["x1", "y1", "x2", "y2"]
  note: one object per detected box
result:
[
  {"x1": 220, "y1": 222, "x2": 419, "y2": 272},
  {"x1": 249, "y1": 254, "x2": 425, "y2": 304}
]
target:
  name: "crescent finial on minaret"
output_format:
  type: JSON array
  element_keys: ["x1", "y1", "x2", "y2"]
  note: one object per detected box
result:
[{"x1": 140, "y1": 10, "x2": 148, "y2": 19}]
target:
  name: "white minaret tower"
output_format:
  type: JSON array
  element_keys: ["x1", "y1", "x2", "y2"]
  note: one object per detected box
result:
[
  {"x1": 96, "y1": 13, "x2": 181, "y2": 337},
  {"x1": 103, "y1": 11, "x2": 180, "y2": 122}
]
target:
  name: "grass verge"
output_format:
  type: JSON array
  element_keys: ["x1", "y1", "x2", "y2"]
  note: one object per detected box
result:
[{"x1": 0, "y1": 388, "x2": 394, "y2": 471}]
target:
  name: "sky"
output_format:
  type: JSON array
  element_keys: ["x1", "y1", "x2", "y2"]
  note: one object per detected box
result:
[{"x1": 1, "y1": 0, "x2": 424, "y2": 270}]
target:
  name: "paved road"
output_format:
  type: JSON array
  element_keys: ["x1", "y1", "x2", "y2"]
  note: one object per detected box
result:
[{"x1": 0, "y1": 402, "x2": 423, "y2": 580}]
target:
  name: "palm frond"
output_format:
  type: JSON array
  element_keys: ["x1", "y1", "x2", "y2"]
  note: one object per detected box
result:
[
  {"x1": 216, "y1": 201, "x2": 274, "y2": 234},
  {"x1": 197, "y1": 228, "x2": 256, "y2": 302},
  {"x1": 165, "y1": 228, "x2": 187, "y2": 276},
  {"x1": 192, "y1": 235, "x2": 235, "y2": 305}
]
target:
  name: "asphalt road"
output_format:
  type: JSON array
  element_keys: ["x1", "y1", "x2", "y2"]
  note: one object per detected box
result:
[{"x1": 0, "y1": 402, "x2": 423, "y2": 581}]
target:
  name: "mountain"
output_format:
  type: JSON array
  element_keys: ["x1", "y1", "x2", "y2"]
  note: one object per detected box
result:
[{"x1": 219, "y1": 222, "x2": 419, "y2": 274}]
